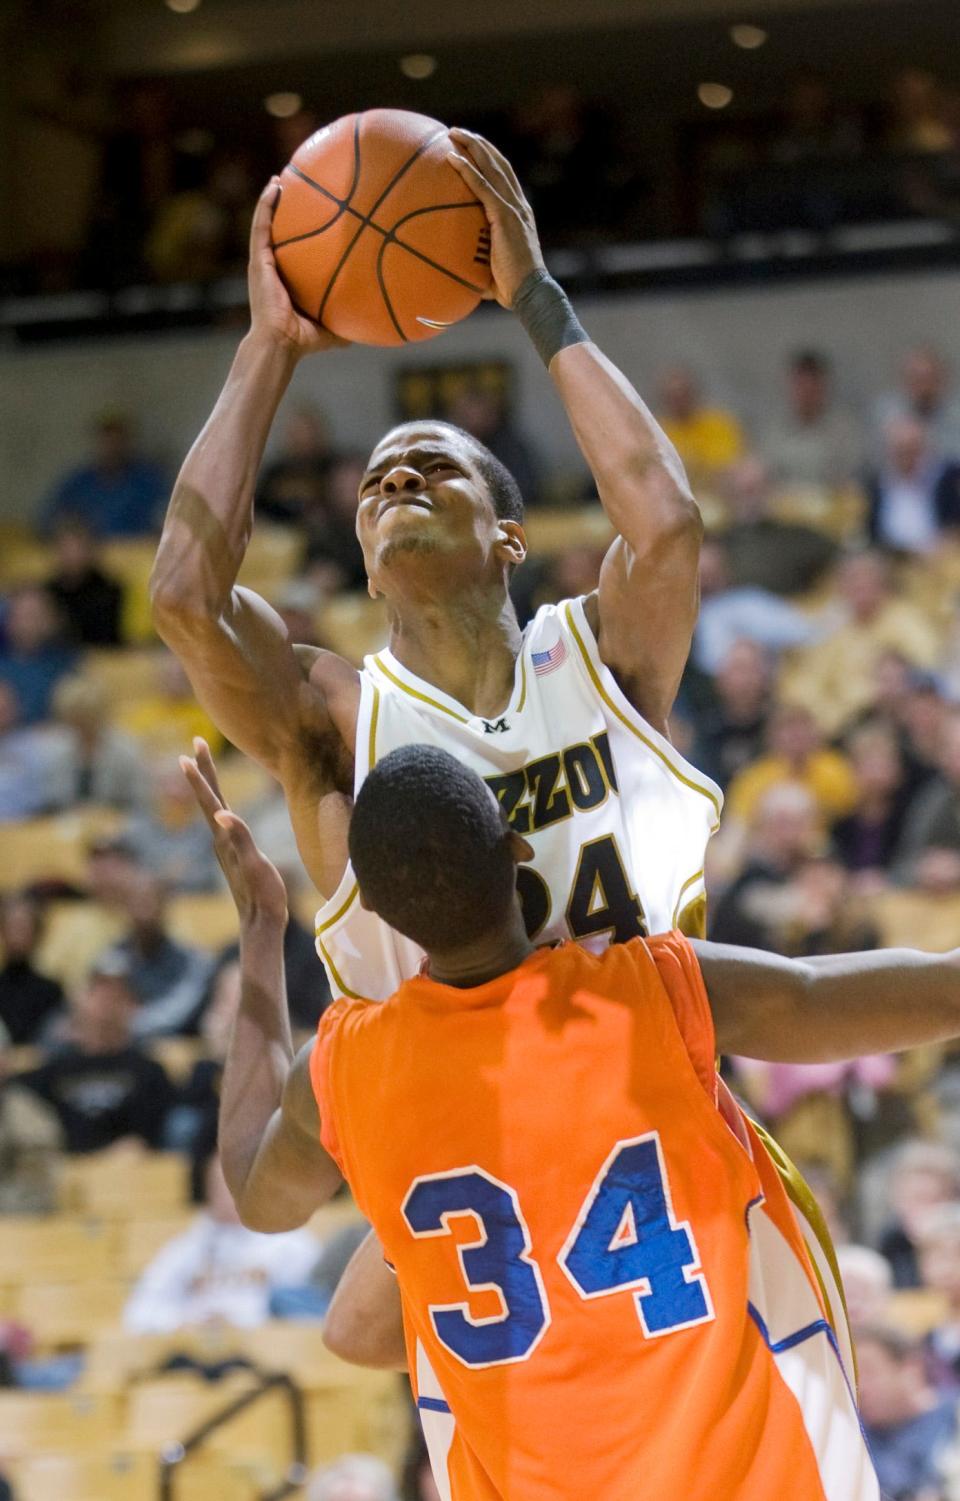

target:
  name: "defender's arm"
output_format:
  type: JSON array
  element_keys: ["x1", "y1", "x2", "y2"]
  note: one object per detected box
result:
[
  {"x1": 696, "y1": 940, "x2": 960, "y2": 1063},
  {"x1": 323, "y1": 1230, "x2": 408, "y2": 1371},
  {"x1": 449, "y1": 130, "x2": 701, "y2": 732},
  {"x1": 183, "y1": 746, "x2": 342, "y2": 1230}
]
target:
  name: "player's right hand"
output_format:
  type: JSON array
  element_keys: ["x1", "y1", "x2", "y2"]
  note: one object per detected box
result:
[
  {"x1": 248, "y1": 177, "x2": 348, "y2": 358},
  {"x1": 181, "y1": 737, "x2": 289, "y2": 931}
]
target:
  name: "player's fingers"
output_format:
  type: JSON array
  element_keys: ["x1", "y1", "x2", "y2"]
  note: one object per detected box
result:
[
  {"x1": 448, "y1": 151, "x2": 511, "y2": 215},
  {"x1": 249, "y1": 176, "x2": 281, "y2": 260},
  {"x1": 213, "y1": 808, "x2": 260, "y2": 864},
  {"x1": 179, "y1": 756, "x2": 224, "y2": 831},
  {"x1": 450, "y1": 130, "x2": 520, "y2": 198},
  {"x1": 193, "y1": 737, "x2": 226, "y2": 808}
]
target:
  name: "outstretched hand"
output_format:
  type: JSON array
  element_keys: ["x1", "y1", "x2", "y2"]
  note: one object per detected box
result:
[
  {"x1": 447, "y1": 129, "x2": 545, "y2": 309},
  {"x1": 181, "y1": 738, "x2": 289, "y2": 930},
  {"x1": 248, "y1": 177, "x2": 349, "y2": 358}
]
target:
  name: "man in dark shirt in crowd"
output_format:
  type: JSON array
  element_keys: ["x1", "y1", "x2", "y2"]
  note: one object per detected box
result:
[
  {"x1": 105, "y1": 869, "x2": 212, "y2": 1037},
  {"x1": 46, "y1": 518, "x2": 124, "y2": 648},
  {"x1": 692, "y1": 639, "x2": 772, "y2": 790},
  {"x1": 9, "y1": 953, "x2": 173, "y2": 1152},
  {"x1": 721, "y1": 455, "x2": 837, "y2": 595},
  {"x1": 40, "y1": 411, "x2": 168, "y2": 540},
  {"x1": 0, "y1": 894, "x2": 64, "y2": 1045},
  {"x1": 858, "y1": 1326, "x2": 959, "y2": 1499},
  {"x1": 255, "y1": 402, "x2": 335, "y2": 526},
  {"x1": 0, "y1": 586, "x2": 77, "y2": 725}
]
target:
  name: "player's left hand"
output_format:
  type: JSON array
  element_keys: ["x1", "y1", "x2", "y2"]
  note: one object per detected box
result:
[
  {"x1": 181, "y1": 738, "x2": 289, "y2": 931},
  {"x1": 448, "y1": 129, "x2": 545, "y2": 309}
]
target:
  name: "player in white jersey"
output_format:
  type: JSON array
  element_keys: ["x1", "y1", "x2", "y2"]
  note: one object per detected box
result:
[
  {"x1": 316, "y1": 596, "x2": 720, "y2": 1002},
  {"x1": 152, "y1": 130, "x2": 850, "y2": 1383}
]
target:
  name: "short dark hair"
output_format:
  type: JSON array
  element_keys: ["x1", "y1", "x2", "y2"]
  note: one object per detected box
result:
[
  {"x1": 790, "y1": 349, "x2": 829, "y2": 377},
  {"x1": 428, "y1": 421, "x2": 524, "y2": 526},
  {"x1": 348, "y1": 744, "x2": 517, "y2": 951}
]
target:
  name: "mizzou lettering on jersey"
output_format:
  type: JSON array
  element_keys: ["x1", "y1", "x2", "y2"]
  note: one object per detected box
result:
[{"x1": 485, "y1": 733, "x2": 618, "y2": 836}]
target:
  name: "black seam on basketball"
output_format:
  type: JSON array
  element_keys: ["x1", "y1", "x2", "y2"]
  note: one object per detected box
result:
[
  {"x1": 375, "y1": 241, "x2": 408, "y2": 343},
  {"x1": 316, "y1": 117, "x2": 446, "y2": 335},
  {"x1": 385, "y1": 202, "x2": 489, "y2": 294},
  {"x1": 315, "y1": 116, "x2": 370, "y2": 325}
]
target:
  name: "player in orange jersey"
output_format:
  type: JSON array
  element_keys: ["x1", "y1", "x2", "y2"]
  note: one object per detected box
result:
[{"x1": 185, "y1": 742, "x2": 960, "y2": 1501}]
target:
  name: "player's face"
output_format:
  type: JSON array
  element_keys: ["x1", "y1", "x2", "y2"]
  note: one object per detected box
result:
[{"x1": 355, "y1": 423, "x2": 505, "y2": 594}]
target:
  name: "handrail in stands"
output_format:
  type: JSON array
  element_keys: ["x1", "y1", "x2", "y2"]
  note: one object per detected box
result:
[{"x1": 155, "y1": 1364, "x2": 309, "y2": 1501}]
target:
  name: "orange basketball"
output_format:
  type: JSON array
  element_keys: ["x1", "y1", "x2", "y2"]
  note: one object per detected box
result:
[{"x1": 271, "y1": 109, "x2": 493, "y2": 347}]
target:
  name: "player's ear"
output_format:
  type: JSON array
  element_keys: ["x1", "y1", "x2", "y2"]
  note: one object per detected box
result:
[
  {"x1": 496, "y1": 521, "x2": 526, "y2": 569},
  {"x1": 510, "y1": 831, "x2": 535, "y2": 864}
]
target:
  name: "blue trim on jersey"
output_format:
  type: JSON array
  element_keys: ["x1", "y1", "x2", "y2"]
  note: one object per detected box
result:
[
  {"x1": 417, "y1": 1395, "x2": 452, "y2": 1415},
  {"x1": 748, "y1": 1303, "x2": 833, "y2": 1355}
]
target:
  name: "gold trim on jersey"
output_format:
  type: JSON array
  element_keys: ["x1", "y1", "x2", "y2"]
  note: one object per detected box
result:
[
  {"x1": 672, "y1": 868, "x2": 705, "y2": 929},
  {"x1": 368, "y1": 683, "x2": 381, "y2": 772},
  {"x1": 371, "y1": 655, "x2": 470, "y2": 724},
  {"x1": 316, "y1": 881, "x2": 365, "y2": 1001},
  {"x1": 676, "y1": 892, "x2": 707, "y2": 940},
  {"x1": 563, "y1": 602, "x2": 722, "y2": 829},
  {"x1": 516, "y1": 653, "x2": 528, "y2": 713}
]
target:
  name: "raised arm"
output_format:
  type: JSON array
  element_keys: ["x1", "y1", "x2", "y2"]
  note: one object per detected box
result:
[
  {"x1": 450, "y1": 131, "x2": 701, "y2": 731},
  {"x1": 695, "y1": 939, "x2": 960, "y2": 1064},
  {"x1": 150, "y1": 179, "x2": 348, "y2": 772},
  {"x1": 182, "y1": 744, "x2": 341, "y2": 1231}
]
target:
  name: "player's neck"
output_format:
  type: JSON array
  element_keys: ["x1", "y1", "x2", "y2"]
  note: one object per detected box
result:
[
  {"x1": 387, "y1": 591, "x2": 522, "y2": 719},
  {"x1": 426, "y1": 909, "x2": 534, "y2": 989}
]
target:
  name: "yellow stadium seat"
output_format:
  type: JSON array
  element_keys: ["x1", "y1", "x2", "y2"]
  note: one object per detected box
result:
[
  {"x1": 0, "y1": 808, "x2": 125, "y2": 891},
  {"x1": 147, "y1": 1035, "x2": 203, "y2": 1083},
  {"x1": 166, "y1": 891, "x2": 243, "y2": 952},
  {"x1": 15, "y1": 1278, "x2": 129, "y2": 1349},
  {"x1": 10, "y1": 1450, "x2": 262, "y2": 1501},
  {"x1": 522, "y1": 506, "x2": 613, "y2": 557},
  {"x1": 237, "y1": 525, "x2": 302, "y2": 599},
  {"x1": 213, "y1": 755, "x2": 273, "y2": 810},
  {"x1": 0, "y1": 1216, "x2": 117, "y2": 1284},
  {"x1": 82, "y1": 648, "x2": 165, "y2": 709},
  {"x1": 59, "y1": 1150, "x2": 190, "y2": 1219},
  {"x1": 125, "y1": 1372, "x2": 296, "y2": 1473},
  {"x1": 35, "y1": 900, "x2": 127, "y2": 992},
  {"x1": 867, "y1": 888, "x2": 960, "y2": 953},
  {"x1": 885, "y1": 1288, "x2": 949, "y2": 1338},
  {"x1": 121, "y1": 1214, "x2": 194, "y2": 1278},
  {"x1": 0, "y1": 1392, "x2": 121, "y2": 1457}
]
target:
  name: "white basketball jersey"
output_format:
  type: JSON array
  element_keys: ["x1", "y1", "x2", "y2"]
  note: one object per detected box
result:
[{"x1": 314, "y1": 597, "x2": 722, "y2": 1002}]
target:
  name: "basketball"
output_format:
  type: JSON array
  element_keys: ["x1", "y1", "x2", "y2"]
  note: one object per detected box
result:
[{"x1": 271, "y1": 109, "x2": 493, "y2": 347}]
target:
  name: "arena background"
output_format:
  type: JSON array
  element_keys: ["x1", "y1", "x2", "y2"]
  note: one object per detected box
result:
[{"x1": 3, "y1": 0, "x2": 960, "y2": 1496}]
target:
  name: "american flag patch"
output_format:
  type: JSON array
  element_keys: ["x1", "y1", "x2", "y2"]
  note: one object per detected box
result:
[{"x1": 531, "y1": 637, "x2": 567, "y2": 676}]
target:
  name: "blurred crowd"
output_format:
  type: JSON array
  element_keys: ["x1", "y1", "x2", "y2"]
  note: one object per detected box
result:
[
  {"x1": 9, "y1": 64, "x2": 960, "y2": 298},
  {"x1": 7, "y1": 335, "x2": 960, "y2": 1497}
]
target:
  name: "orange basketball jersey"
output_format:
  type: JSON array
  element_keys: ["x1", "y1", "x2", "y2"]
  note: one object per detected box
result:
[{"x1": 312, "y1": 935, "x2": 878, "y2": 1501}]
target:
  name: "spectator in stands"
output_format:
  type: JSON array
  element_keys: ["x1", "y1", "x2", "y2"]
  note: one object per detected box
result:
[
  {"x1": 878, "y1": 1140, "x2": 960, "y2": 1289},
  {"x1": 917, "y1": 1204, "x2": 960, "y2": 1395},
  {"x1": 889, "y1": 68, "x2": 954, "y2": 154},
  {"x1": 45, "y1": 518, "x2": 124, "y2": 647},
  {"x1": 692, "y1": 538, "x2": 820, "y2": 675},
  {"x1": 0, "y1": 895, "x2": 64, "y2": 1046},
  {"x1": 835, "y1": 1245, "x2": 894, "y2": 1331},
  {"x1": 720, "y1": 456, "x2": 837, "y2": 595},
  {"x1": 256, "y1": 402, "x2": 336, "y2": 527},
  {"x1": 445, "y1": 385, "x2": 543, "y2": 508},
  {"x1": 782, "y1": 550, "x2": 941, "y2": 736},
  {"x1": 0, "y1": 682, "x2": 57, "y2": 822},
  {"x1": 145, "y1": 151, "x2": 256, "y2": 284},
  {"x1": 708, "y1": 782, "x2": 821, "y2": 948},
  {"x1": 895, "y1": 708, "x2": 960, "y2": 886},
  {"x1": 655, "y1": 365, "x2": 745, "y2": 493},
  {"x1": 44, "y1": 676, "x2": 148, "y2": 811},
  {"x1": 690, "y1": 638, "x2": 772, "y2": 790},
  {"x1": 832, "y1": 720, "x2": 913, "y2": 877},
  {"x1": 39, "y1": 411, "x2": 168, "y2": 539},
  {"x1": 858, "y1": 1326, "x2": 958, "y2": 1500},
  {"x1": 308, "y1": 1455, "x2": 398, "y2": 1501},
  {"x1": 103, "y1": 870, "x2": 213, "y2": 1037},
  {"x1": 304, "y1": 453, "x2": 370, "y2": 594},
  {"x1": 123, "y1": 1142, "x2": 319, "y2": 1333},
  {"x1": 865, "y1": 414, "x2": 960, "y2": 554},
  {"x1": 164, "y1": 957, "x2": 237, "y2": 1151},
  {"x1": 7, "y1": 952, "x2": 173, "y2": 1152},
  {"x1": 0, "y1": 586, "x2": 77, "y2": 725},
  {"x1": 118, "y1": 651, "x2": 223, "y2": 757},
  {"x1": 761, "y1": 350, "x2": 865, "y2": 492},
  {"x1": 876, "y1": 345, "x2": 960, "y2": 460},
  {"x1": 123, "y1": 760, "x2": 224, "y2": 893},
  {"x1": 725, "y1": 702, "x2": 858, "y2": 829}
]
